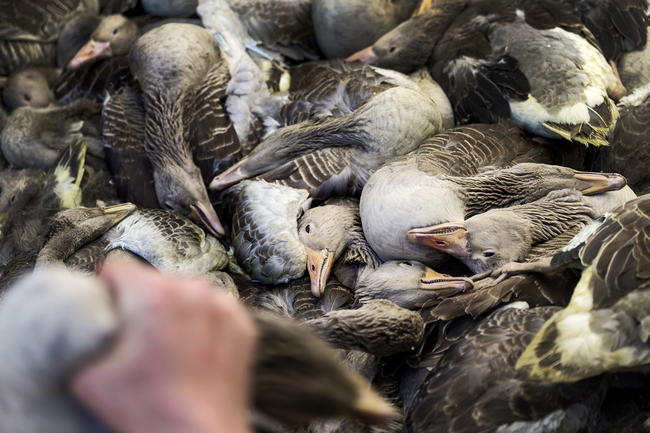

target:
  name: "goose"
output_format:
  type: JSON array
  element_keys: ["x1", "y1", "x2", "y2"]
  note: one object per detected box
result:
[
  {"x1": 353, "y1": 260, "x2": 472, "y2": 311},
  {"x1": 0, "y1": 0, "x2": 99, "y2": 76},
  {"x1": 0, "y1": 267, "x2": 396, "y2": 432},
  {"x1": 141, "y1": 0, "x2": 198, "y2": 17},
  {"x1": 603, "y1": 84, "x2": 650, "y2": 195},
  {"x1": 2, "y1": 68, "x2": 58, "y2": 111},
  {"x1": 361, "y1": 161, "x2": 626, "y2": 269},
  {"x1": 102, "y1": 208, "x2": 231, "y2": 276},
  {"x1": 0, "y1": 140, "x2": 86, "y2": 267},
  {"x1": 1, "y1": 98, "x2": 100, "y2": 169},
  {"x1": 306, "y1": 299, "x2": 425, "y2": 357},
  {"x1": 346, "y1": 0, "x2": 648, "y2": 146},
  {"x1": 407, "y1": 189, "x2": 609, "y2": 274},
  {"x1": 619, "y1": 34, "x2": 650, "y2": 93},
  {"x1": 404, "y1": 302, "x2": 606, "y2": 433},
  {"x1": 126, "y1": 23, "x2": 233, "y2": 237},
  {"x1": 298, "y1": 198, "x2": 380, "y2": 297},
  {"x1": 513, "y1": 194, "x2": 650, "y2": 383},
  {"x1": 65, "y1": 14, "x2": 139, "y2": 70},
  {"x1": 223, "y1": 180, "x2": 312, "y2": 285},
  {"x1": 210, "y1": 60, "x2": 446, "y2": 196},
  {"x1": 312, "y1": 0, "x2": 421, "y2": 59}
]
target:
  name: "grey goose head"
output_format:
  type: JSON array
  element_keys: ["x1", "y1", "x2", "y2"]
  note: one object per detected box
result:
[
  {"x1": 68, "y1": 14, "x2": 139, "y2": 70},
  {"x1": 355, "y1": 260, "x2": 472, "y2": 310},
  {"x1": 3, "y1": 68, "x2": 57, "y2": 111}
]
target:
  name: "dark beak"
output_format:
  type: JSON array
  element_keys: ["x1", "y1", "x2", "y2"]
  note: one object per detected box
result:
[
  {"x1": 68, "y1": 39, "x2": 112, "y2": 70},
  {"x1": 305, "y1": 246, "x2": 333, "y2": 298},
  {"x1": 189, "y1": 201, "x2": 225, "y2": 237},
  {"x1": 209, "y1": 159, "x2": 253, "y2": 191},
  {"x1": 574, "y1": 171, "x2": 627, "y2": 195},
  {"x1": 346, "y1": 46, "x2": 379, "y2": 64},
  {"x1": 407, "y1": 222, "x2": 470, "y2": 259}
]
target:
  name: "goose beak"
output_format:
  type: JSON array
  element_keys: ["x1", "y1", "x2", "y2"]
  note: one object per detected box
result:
[
  {"x1": 413, "y1": 0, "x2": 432, "y2": 15},
  {"x1": 346, "y1": 46, "x2": 379, "y2": 64},
  {"x1": 68, "y1": 39, "x2": 112, "y2": 70},
  {"x1": 305, "y1": 246, "x2": 333, "y2": 298},
  {"x1": 420, "y1": 267, "x2": 473, "y2": 292},
  {"x1": 574, "y1": 171, "x2": 627, "y2": 195},
  {"x1": 209, "y1": 160, "x2": 252, "y2": 191},
  {"x1": 189, "y1": 201, "x2": 225, "y2": 237},
  {"x1": 101, "y1": 202, "x2": 137, "y2": 222},
  {"x1": 407, "y1": 222, "x2": 470, "y2": 258}
]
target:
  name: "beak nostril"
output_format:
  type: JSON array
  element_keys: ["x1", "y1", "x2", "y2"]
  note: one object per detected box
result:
[
  {"x1": 311, "y1": 264, "x2": 316, "y2": 272},
  {"x1": 436, "y1": 241, "x2": 446, "y2": 246}
]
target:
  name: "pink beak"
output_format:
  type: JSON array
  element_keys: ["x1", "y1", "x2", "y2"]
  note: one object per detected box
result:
[
  {"x1": 346, "y1": 46, "x2": 379, "y2": 64},
  {"x1": 68, "y1": 39, "x2": 112, "y2": 70}
]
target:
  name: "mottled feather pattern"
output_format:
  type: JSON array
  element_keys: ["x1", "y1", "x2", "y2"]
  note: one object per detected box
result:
[
  {"x1": 55, "y1": 56, "x2": 132, "y2": 104},
  {"x1": 224, "y1": 181, "x2": 311, "y2": 285},
  {"x1": 189, "y1": 61, "x2": 243, "y2": 178},
  {"x1": 101, "y1": 86, "x2": 159, "y2": 208}
]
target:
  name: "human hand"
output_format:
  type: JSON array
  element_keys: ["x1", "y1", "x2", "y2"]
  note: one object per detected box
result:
[{"x1": 71, "y1": 261, "x2": 257, "y2": 433}]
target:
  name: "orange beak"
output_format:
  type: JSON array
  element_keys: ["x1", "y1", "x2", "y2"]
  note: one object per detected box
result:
[
  {"x1": 419, "y1": 266, "x2": 473, "y2": 294},
  {"x1": 68, "y1": 39, "x2": 111, "y2": 70},
  {"x1": 573, "y1": 171, "x2": 627, "y2": 195},
  {"x1": 407, "y1": 222, "x2": 470, "y2": 258},
  {"x1": 346, "y1": 46, "x2": 379, "y2": 64},
  {"x1": 189, "y1": 201, "x2": 225, "y2": 237},
  {"x1": 305, "y1": 246, "x2": 333, "y2": 298}
]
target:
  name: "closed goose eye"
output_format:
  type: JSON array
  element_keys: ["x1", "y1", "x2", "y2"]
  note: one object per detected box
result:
[
  {"x1": 305, "y1": 224, "x2": 311, "y2": 234},
  {"x1": 483, "y1": 249, "x2": 495, "y2": 258}
]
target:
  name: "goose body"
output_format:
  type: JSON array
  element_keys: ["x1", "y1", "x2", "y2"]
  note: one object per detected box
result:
[
  {"x1": 405, "y1": 303, "x2": 604, "y2": 433},
  {"x1": 210, "y1": 60, "x2": 445, "y2": 197},
  {"x1": 104, "y1": 208, "x2": 230, "y2": 276},
  {"x1": 348, "y1": 0, "x2": 648, "y2": 146},
  {"x1": 224, "y1": 180, "x2": 312, "y2": 285},
  {"x1": 516, "y1": 194, "x2": 650, "y2": 383}
]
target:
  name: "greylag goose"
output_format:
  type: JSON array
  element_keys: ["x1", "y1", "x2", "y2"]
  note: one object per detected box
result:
[
  {"x1": 102, "y1": 208, "x2": 231, "y2": 276},
  {"x1": 514, "y1": 194, "x2": 650, "y2": 383},
  {"x1": 0, "y1": 0, "x2": 99, "y2": 76},
  {"x1": 0, "y1": 267, "x2": 395, "y2": 432},
  {"x1": 66, "y1": 14, "x2": 139, "y2": 70},
  {"x1": 619, "y1": 37, "x2": 650, "y2": 93},
  {"x1": 354, "y1": 260, "x2": 472, "y2": 311},
  {"x1": 210, "y1": 60, "x2": 445, "y2": 196},
  {"x1": 361, "y1": 161, "x2": 625, "y2": 268},
  {"x1": 407, "y1": 189, "x2": 610, "y2": 274},
  {"x1": 1, "y1": 98, "x2": 99, "y2": 169},
  {"x1": 0, "y1": 140, "x2": 86, "y2": 267},
  {"x1": 404, "y1": 302, "x2": 605, "y2": 433},
  {"x1": 307, "y1": 299, "x2": 425, "y2": 357},
  {"x1": 126, "y1": 23, "x2": 234, "y2": 237},
  {"x1": 312, "y1": 0, "x2": 420, "y2": 59},
  {"x1": 2, "y1": 68, "x2": 58, "y2": 111},
  {"x1": 603, "y1": 84, "x2": 650, "y2": 195},
  {"x1": 223, "y1": 180, "x2": 312, "y2": 284},
  {"x1": 298, "y1": 198, "x2": 380, "y2": 297},
  {"x1": 347, "y1": 0, "x2": 648, "y2": 146}
]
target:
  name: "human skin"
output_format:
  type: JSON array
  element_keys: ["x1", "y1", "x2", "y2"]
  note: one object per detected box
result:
[{"x1": 71, "y1": 262, "x2": 258, "y2": 433}]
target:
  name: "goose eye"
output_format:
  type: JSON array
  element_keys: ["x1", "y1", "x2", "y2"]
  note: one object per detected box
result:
[
  {"x1": 23, "y1": 94, "x2": 31, "y2": 101},
  {"x1": 483, "y1": 249, "x2": 495, "y2": 258},
  {"x1": 112, "y1": 28, "x2": 119, "y2": 35},
  {"x1": 399, "y1": 261, "x2": 413, "y2": 267},
  {"x1": 305, "y1": 224, "x2": 311, "y2": 233},
  {"x1": 389, "y1": 46, "x2": 397, "y2": 54}
]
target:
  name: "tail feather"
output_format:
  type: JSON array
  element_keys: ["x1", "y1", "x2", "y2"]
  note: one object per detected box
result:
[
  {"x1": 52, "y1": 138, "x2": 87, "y2": 209},
  {"x1": 543, "y1": 99, "x2": 619, "y2": 147}
]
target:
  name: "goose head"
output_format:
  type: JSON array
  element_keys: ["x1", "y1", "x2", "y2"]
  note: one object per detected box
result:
[
  {"x1": 68, "y1": 15, "x2": 139, "y2": 70},
  {"x1": 355, "y1": 260, "x2": 472, "y2": 309},
  {"x1": 3, "y1": 68, "x2": 56, "y2": 111},
  {"x1": 153, "y1": 163, "x2": 225, "y2": 238},
  {"x1": 312, "y1": 0, "x2": 421, "y2": 58},
  {"x1": 407, "y1": 216, "x2": 532, "y2": 275},
  {"x1": 298, "y1": 202, "x2": 360, "y2": 297}
]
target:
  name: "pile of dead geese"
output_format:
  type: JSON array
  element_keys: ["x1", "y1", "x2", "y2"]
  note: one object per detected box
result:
[{"x1": 1, "y1": 0, "x2": 650, "y2": 431}]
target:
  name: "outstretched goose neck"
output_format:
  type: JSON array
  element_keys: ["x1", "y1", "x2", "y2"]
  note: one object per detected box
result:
[
  {"x1": 454, "y1": 172, "x2": 553, "y2": 217},
  {"x1": 143, "y1": 91, "x2": 193, "y2": 169}
]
